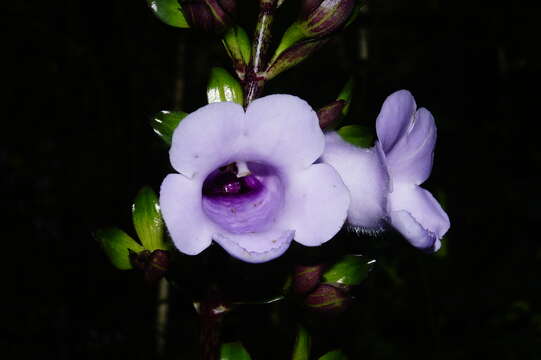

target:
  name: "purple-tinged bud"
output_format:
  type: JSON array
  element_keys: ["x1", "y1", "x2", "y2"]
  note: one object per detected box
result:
[
  {"x1": 317, "y1": 100, "x2": 346, "y2": 129},
  {"x1": 293, "y1": 264, "x2": 324, "y2": 295},
  {"x1": 182, "y1": 2, "x2": 215, "y2": 32},
  {"x1": 305, "y1": 283, "x2": 350, "y2": 314},
  {"x1": 299, "y1": 0, "x2": 355, "y2": 38},
  {"x1": 181, "y1": 0, "x2": 235, "y2": 34}
]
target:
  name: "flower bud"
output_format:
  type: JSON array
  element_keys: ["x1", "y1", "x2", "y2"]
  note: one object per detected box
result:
[
  {"x1": 181, "y1": 0, "x2": 236, "y2": 34},
  {"x1": 305, "y1": 284, "x2": 350, "y2": 314},
  {"x1": 299, "y1": 0, "x2": 355, "y2": 38},
  {"x1": 293, "y1": 264, "x2": 324, "y2": 295}
]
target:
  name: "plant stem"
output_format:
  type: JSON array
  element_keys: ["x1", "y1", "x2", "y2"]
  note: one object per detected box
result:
[
  {"x1": 199, "y1": 289, "x2": 229, "y2": 360},
  {"x1": 244, "y1": 0, "x2": 278, "y2": 105}
]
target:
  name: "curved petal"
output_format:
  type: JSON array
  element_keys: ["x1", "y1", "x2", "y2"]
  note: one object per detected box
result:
[
  {"x1": 213, "y1": 230, "x2": 295, "y2": 263},
  {"x1": 282, "y1": 163, "x2": 350, "y2": 246},
  {"x1": 320, "y1": 133, "x2": 389, "y2": 230},
  {"x1": 375, "y1": 90, "x2": 416, "y2": 154},
  {"x1": 159, "y1": 174, "x2": 214, "y2": 255},
  {"x1": 387, "y1": 182, "x2": 449, "y2": 250},
  {"x1": 243, "y1": 94, "x2": 324, "y2": 170},
  {"x1": 386, "y1": 108, "x2": 437, "y2": 185},
  {"x1": 169, "y1": 102, "x2": 245, "y2": 179}
]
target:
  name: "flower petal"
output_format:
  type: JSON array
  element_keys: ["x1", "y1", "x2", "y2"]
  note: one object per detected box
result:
[
  {"x1": 387, "y1": 183, "x2": 449, "y2": 250},
  {"x1": 159, "y1": 174, "x2": 214, "y2": 255},
  {"x1": 375, "y1": 90, "x2": 417, "y2": 154},
  {"x1": 213, "y1": 230, "x2": 295, "y2": 263},
  {"x1": 386, "y1": 108, "x2": 437, "y2": 185},
  {"x1": 320, "y1": 132, "x2": 389, "y2": 230},
  {"x1": 169, "y1": 101, "x2": 245, "y2": 179},
  {"x1": 243, "y1": 94, "x2": 324, "y2": 170},
  {"x1": 283, "y1": 163, "x2": 350, "y2": 246}
]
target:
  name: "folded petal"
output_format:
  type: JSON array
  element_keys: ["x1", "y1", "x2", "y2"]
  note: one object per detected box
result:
[
  {"x1": 386, "y1": 108, "x2": 437, "y2": 185},
  {"x1": 243, "y1": 94, "x2": 324, "y2": 170},
  {"x1": 159, "y1": 174, "x2": 214, "y2": 255},
  {"x1": 387, "y1": 182, "x2": 450, "y2": 250},
  {"x1": 320, "y1": 133, "x2": 389, "y2": 230},
  {"x1": 375, "y1": 90, "x2": 417, "y2": 154},
  {"x1": 213, "y1": 230, "x2": 295, "y2": 263},
  {"x1": 282, "y1": 162, "x2": 350, "y2": 246},
  {"x1": 169, "y1": 102, "x2": 245, "y2": 179}
]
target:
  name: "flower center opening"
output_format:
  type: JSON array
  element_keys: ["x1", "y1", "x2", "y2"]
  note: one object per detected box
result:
[{"x1": 201, "y1": 161, "x2": 284, "y2": 234}]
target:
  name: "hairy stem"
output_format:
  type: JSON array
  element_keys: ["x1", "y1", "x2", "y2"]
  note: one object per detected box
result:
[{"x1": 244, "y1": 0, "x2": 278, "y2": 105}]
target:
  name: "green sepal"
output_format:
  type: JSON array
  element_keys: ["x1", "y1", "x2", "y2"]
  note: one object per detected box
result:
[
  {"x1": 337, "y1": 78, "x2": 355, "y2": 116},
  {"x1": 220, "y1": 342, "x2": 252, "y2": 360},
  {"x1": 207, "y1": 67, "x2": 244, "y2": 105},
  {"x1": 147, "y1": 0, "x2": 190, "y2": 28},
  {"x1": 132, "y1": 186, "x2": 165, "y2": 251},
  {"x1": 322, "y1": 255, "x2": 372, "y2": 286},
  {"x1": 292, "y1": 326, "x2": 311, "y2": 360},
  {"x1": 319, "y1": 350, "x2": 349, "y2": 360},
  {"x1": 223, "y1": 26, "x2": 252, "y2": 67},
  {"x1": 337, "y1": 125, "x2": 374, "y2": 148},
  {"x1": 96, "y1": 228, "x2": 145, "y2": 270},
  {"x1": 272, "y1": 22, "x2": 309, "y2": 63},
  {"x1": 151, "y1": 110, "x2": 188, "y2": 145}
]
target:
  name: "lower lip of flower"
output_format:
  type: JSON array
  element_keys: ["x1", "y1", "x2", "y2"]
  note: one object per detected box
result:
[{"x1": 201, "y1": 161, "x2": 285, "y2": 234}]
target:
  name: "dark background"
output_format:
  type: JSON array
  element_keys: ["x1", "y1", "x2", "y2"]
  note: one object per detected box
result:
[{"x1": 4, "y1": 0, "x2": 540, "y2": 359}]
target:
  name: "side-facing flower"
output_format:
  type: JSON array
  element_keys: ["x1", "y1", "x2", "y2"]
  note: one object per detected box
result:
[
  {"x1": 160, "y1": 95, "x2": 350, "y2": 263},
  {"x1": 320, "y1": 90, "x2": 450, "y2": 251}
]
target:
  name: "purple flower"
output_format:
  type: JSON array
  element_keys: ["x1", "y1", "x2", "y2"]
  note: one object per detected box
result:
[
  {"x1": 159, "y1": 95, "x2": 350, "y2": 263},
  {"x1": 321, "y1": 90, "x2": 450, "y2": 251}
]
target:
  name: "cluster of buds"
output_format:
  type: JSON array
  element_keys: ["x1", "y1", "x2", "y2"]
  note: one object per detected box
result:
[{"x1": 292, "y1": 255, "x2": 374, "y2": 314}]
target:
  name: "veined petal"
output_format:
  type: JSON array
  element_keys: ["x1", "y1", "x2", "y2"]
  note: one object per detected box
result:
[
  {"x1": 375, "y1": 90, "x2": 416, "y2": 154},
  {"x1": 243, "y1": 95, "x2": 324, "y2": 170},
  {"x1": 320, "y1": 132, "x2": 389, "y2": 230},
  {"x1": 387, "y1": 182, "x2": 449, "y2": 250},
  {"x1": 386, "y1": 108, "x2": 436, "y2": 185},
  {"x1": 159, "y1": 174, "x2": 214, "y2": 255},
  {"x1": 169, "y1": 101, "x2": 245, "y2": 179},
  {"x1": 283, "y1": 163, "x2": 350, "y2": 246},
  {"x1": 213, "y1": 230, "x2": 295, "y2": 263}
]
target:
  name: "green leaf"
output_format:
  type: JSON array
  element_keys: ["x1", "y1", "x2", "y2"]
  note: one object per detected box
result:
[
  {"x1": 223, "y1": 26, "x2": 252, "y2": 66},
  {"x1": 207, "y1": 67, "x2": 244, "y2": 105},
  {"x1": 96, "y1": 228, "x2": 145, "y2": 270},
  {"x1": 147, "y1": 0, "x2": 189, "y2": 28},
  {"x1": 322, "y1": 255, "x2": 371, "y2": 286},
  {"x1": 337, "y1": 78, "x2": 355, "y2": 116},
  {"x1": 292, "y1": 326, "x2": 311, "y2": 360},
  {"x1": 337, "y1": 125, "x2": 374, "y2": 148},
  {"x1": 319, "y1": 350, "x2": 349, "y2": 360},
  {"x1": 132, "y1": 186, "x2": 165, "y2": 251},
  {"x1": 151, "y1": 110, "x2": 188, "y2": 145},
  {"x1": 220, "y1": 342, "x2": 252, "y2": 360}
]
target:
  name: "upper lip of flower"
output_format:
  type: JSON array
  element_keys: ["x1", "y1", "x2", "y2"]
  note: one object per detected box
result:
[{"x1": 159, "y1": 94, "x2": 350, "y2": 263}]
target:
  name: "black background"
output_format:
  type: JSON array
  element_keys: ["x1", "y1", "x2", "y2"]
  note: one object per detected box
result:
[{"x1": 4, "y1": 0, "x2": 540, "y2": 359}]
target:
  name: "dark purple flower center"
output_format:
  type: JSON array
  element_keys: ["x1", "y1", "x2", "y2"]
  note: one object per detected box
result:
[
  {"x1": 202, "y1": 164, "x2": 263, "y2": 197},
  {"x1": 201, "y1": 162, "x2": 284, "y2": 234}
]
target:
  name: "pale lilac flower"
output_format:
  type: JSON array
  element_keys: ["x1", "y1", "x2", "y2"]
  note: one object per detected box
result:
[
  {"x1": 320, "y1": 90, "x2": 450, "y2": 251},
  {"x1": 159, "y1": 95, "x2": 350, "y2": 263}
]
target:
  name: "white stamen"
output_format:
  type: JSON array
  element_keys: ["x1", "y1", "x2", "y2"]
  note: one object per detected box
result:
[{"x1": 236, "y1": 161, "x2": 251, "y2": 178}]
